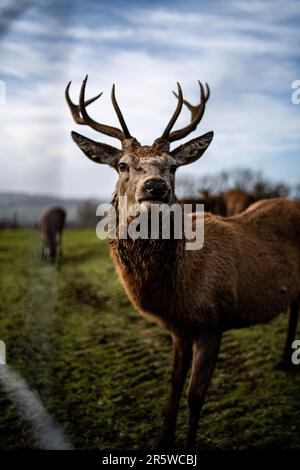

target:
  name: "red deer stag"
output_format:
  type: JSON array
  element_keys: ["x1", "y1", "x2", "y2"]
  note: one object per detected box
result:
[
  {"x1": 66, "y1": 77, "x2": 300, "y2": 449},
  {"x1": 223, "y1": 188, "x2": 255, "y2": 216},
  {"x1": 39, "y1": 207, "x2": 66, "y2": 264}
]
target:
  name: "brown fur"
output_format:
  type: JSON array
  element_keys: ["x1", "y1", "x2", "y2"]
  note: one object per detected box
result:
[
  {"x1": 110, "y1": 198, "x2": 300, "y2": 334},
  {"x1": 66, "y1": 80, "x2": 300, "y2": 449},
  {"x1": 108, "y1": 197, "x2": 300, "y2": 448},
  {"x1": 180, "y1": 192, "x2": 227, "y2": 215},
  {"x1": 223, "y1": 188, "x2": 255, "y2": 216}
]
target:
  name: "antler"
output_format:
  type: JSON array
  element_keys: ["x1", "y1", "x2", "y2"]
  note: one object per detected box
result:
[
  {"x1": 65, "y1": 75, "x2": 132, "y2": 142},
  {"x1": 173, "y1": 82, "x2": 210, "y2": 121},
  {"x1": 160, "y1": 82, "x2": 184, "y2": 140},
  {"x1": 155, "y1": 81, "x2": 210, "y2": 147}
]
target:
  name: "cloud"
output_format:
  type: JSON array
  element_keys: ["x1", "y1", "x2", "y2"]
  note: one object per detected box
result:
[
  {"x1": 0, "y1": 0, "x2": 299, "y2": 198},
  {"x1": 0, "y1": 0, "x2": 33, "y2": 38}
]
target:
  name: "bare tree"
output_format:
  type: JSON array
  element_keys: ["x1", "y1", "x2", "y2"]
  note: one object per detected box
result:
[
  {"x1": 176, "y1": 174, "x2": 199, "y2": 197},
  {"x1": 77, "y1": 200, "x2": 98, "y2": 227}
]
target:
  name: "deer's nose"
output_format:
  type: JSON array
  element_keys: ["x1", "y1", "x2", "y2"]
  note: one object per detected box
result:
[{"x1": 144, "y1": 179, "x2": 168, "y2": 198}]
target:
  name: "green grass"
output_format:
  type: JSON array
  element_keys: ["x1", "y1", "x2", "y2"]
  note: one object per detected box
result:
[{"x1": 0, "y1": 228, "x2": 299, "y2": 449}]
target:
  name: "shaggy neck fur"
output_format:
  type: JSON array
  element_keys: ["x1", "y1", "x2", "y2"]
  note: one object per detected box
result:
[{"x1": 109, "y1": 194, "x2": 186, "y2": 329}]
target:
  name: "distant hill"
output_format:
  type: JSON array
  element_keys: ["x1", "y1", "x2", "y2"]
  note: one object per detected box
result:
[{"x1": 0, "y1": 191, "x2": 106, "y2": 226}]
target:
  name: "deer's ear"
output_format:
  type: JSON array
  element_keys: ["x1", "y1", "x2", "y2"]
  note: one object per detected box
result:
[
  {"x1": 71, "y1": 131, "x2": 121, "y2": 168},
  {"x1": 170, "y1": 131, "x2": 214, "y2": 166}
]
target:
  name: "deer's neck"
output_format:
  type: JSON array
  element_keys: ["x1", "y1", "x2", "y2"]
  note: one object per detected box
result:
[{"x1": 109, "y1": 196, "x2": 185, "y2": 327}]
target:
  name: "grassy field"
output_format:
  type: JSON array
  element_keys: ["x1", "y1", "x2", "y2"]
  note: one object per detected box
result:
[{"x1": 0, "y1": 228, "x2": 299, "y2": 450}]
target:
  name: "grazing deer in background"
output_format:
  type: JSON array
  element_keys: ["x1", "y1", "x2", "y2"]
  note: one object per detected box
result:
[
  {"x1": 199, "y1": 190, "x2": 227, "y2": 215},
  {"x1": 223, "y1": 188, "x2": 255, "y2": 216},
  {"x1": 66, "y1": 77, "x2": 300, "y2": 449},
  {"x1": 39, "y1": 207, "x2": 66, "y2": 264},
  {"x1": 180, "y1": 191, "x2": 227, "y2": 215}
]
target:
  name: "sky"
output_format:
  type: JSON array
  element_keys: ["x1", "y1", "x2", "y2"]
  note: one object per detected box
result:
[{"x1": 0, "y1": 0, "x2": 299, "y2": 199}]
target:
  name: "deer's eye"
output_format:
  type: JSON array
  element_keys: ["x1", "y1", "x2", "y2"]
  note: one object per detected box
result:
[
  {"x1": 118, "y1": 163, "x2": 129, "y2": 173},
  {"x1": 170, "y1": 165, "x2": 178, "y2": 174}
]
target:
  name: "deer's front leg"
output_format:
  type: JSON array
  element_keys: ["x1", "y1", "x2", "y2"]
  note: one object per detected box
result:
[
  {"x1": 185, "y1": 331, "x2": 221, "y2": 449},
  {"x1": 152, "y1": 335, "x2": 192, "y2": 449}
]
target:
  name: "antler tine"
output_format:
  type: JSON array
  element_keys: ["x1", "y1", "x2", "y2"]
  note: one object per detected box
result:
[
  {"x1": 160, "y1": 82, "x2": 183, "y2": 140},
  {"x1": 79, "y1": 76, "x2": 124, "y2": 141},
  {"x1": 111, "y1": 84, "x2": 131, "y2": 139},
  {"x1": 166, "y1": 80, "x2": 210, "y2": 143},
  {"x1": 65, "y1": 81, "x2": 103, "y2": 125},
  {"x1": 172, "y1": 90, "x2": 197, "y2": 116},
  {"x1": 172, "y1": 81, "x2": 210, "y2": 123},
  {"x1": 205, "y1": 82, "x2": 210, "y2": 101},
  {"x1": 66, "y1": 76, "x2": 131, "y2": 142}
]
